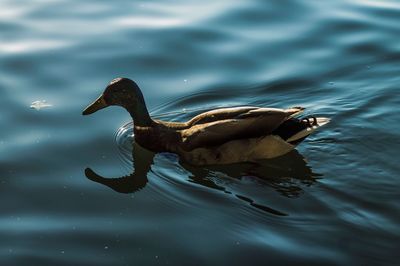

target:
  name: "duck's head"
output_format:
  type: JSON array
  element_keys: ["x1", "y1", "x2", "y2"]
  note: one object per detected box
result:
[
  {"x1": 82, "y1": 77, "x2": 147, "y2": 115},
  {"x1": 83, "y1": 78, "x2": 152, "y2": 126}
]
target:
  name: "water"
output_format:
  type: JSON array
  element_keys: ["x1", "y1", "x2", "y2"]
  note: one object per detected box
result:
[{"x1": 1, "y1": 0, "x2": 399, "y2": 265}]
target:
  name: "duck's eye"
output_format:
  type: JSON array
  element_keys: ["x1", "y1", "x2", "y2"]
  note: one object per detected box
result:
[{"x1": 103, "y1": 91, "x2": 112, "y2": 104}]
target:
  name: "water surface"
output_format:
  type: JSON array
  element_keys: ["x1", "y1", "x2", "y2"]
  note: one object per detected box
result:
[{"x1": 1, "y1": 0, "x2": 399, "y2": 265}]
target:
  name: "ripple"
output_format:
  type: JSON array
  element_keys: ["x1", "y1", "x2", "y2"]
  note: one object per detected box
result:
[{"x1": 0, "y1": 40, "x2": 72, "y2": 54}]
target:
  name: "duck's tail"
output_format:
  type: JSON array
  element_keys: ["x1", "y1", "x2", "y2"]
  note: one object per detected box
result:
[
  {"x1": 273, "y1": 116, "x2": 330, "y2": 145},
  {"x1": 286, "y1": 117, "x2": 330, "y2": 144},
  {"x1": 287, "y1": 106, "x2": 306, "y2": 117}
]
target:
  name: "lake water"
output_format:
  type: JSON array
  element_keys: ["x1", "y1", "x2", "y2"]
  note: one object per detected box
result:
[{"x1": 1, "y1": 0, "x2": 399, "y2": 265}]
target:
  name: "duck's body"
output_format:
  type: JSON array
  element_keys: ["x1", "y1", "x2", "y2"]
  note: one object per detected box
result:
[{"x1": 83, "y1": 78, "x2": 329, "y2": 166}]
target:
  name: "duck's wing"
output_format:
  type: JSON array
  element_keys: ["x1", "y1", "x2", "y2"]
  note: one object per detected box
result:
[
  {"x1": 157, "y1": 106, "x2": 258, "y2": 129},
  {"x1": 187, "y1": 106, "x2": 258, "y2": 126},
  {"x1": 180, "y1": 107, "x2": 304, "y2": 151}
]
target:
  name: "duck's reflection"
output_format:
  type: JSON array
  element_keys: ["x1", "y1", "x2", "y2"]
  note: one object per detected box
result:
[
  {"x1": 85, "y1": 142, "x2": 153, "y2": 194},
  {"x1": 85, "y1": 142, "x2": 320, "y2": 216}
]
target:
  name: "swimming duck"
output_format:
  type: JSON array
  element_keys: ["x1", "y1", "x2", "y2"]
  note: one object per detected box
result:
[{"x1": 82, "y1": 78, "x2": 329, "y2": 165}]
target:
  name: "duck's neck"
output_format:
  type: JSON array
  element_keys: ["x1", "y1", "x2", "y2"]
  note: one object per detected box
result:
[{"x1": 128, "y1": 99, "x2": 153, "y2": 127}]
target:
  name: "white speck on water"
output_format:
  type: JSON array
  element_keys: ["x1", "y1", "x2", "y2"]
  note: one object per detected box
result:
[
  {"x1": 183, "y1": 79, "x2": 188, "y2": 83},
  {"x1": 61, "y1": 250, "x2": 65, "y2": 254},
  {"x1": 104, "y1": 246, "x2": 109, "y2": 250},
  {"x1": 30, "y1": 100, "x2": 52, "y2": 110}
]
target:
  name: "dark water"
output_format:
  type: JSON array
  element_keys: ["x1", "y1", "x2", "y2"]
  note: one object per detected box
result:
[{"x1": 1, "y1": 0, "x2": 399, "y2": 265}]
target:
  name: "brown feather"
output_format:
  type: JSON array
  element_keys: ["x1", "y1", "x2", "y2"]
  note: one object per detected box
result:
[
  {"x1": 187, "y1": 106, "x2": 257, "y2": 126},
  {"x1": 133, "y1": 106, "x2": 306, "y2": 155},
  {"x1": 177, "y1": 107, "x2": 296, "y2": 151}
]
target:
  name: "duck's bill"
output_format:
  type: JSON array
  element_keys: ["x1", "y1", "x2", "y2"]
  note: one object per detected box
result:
[{"x1": 82, "y1": 95, "x2": 108, "y2": 115}]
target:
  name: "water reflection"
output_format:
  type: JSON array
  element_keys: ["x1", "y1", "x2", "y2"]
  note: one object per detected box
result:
[
  {"x1": 184, "y1": 150, "x2": 320, "y2": 198},
  {"x1": 85, "y1": 142, "x2": 152, "y2": 194},
  {"x1": 85, "y1": 141, "x2": 319, "y2": 216}
]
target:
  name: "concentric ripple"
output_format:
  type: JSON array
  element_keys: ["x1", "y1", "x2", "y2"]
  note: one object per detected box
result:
[{"x1": 114, "y1": 121, "x2": 135, "y2": 169}]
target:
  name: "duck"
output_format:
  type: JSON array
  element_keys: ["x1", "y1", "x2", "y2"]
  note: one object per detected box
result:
[{"x1": 82, "y1": 78, "x2": 329, "y2": 166}]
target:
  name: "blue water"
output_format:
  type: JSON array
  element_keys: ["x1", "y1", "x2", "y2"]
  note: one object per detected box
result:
[{"x1": 1, "y1": 0, "x2": 399, "y2": 265}]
